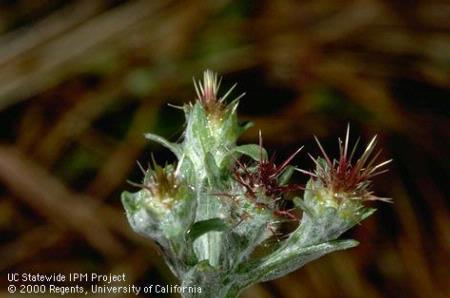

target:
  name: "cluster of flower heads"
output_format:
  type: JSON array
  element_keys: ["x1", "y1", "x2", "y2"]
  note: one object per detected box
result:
[
  {"x1": 132, "y1": 70, "x2": 392, "y2": 223},
  {"x1": 229, "y1": 130, "x2": 392, "y2": 224}
]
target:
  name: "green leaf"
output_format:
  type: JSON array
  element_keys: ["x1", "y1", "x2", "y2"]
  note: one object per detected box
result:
[
  {"x1": 187, "y1": 218, "x2": 229, "y2": 242},
  {"x1": 233, "y1": 144, "x2": 267, "y2": 161},
  {"x1": 121, "y1": 191, "x2": 162, "y2": 239},
  {"x1": 204, "y1": 153, "x2": 221, "y2": 186},
  {"x1": 177, "y1": 154, "x2": 196, "y2": 185},
  {"x1": 361, "y1": 207, "x2": 376, "y2": 221},
  {"x1": 240, "y1": 121, "x2": 253, "y2": 132},
  {"x1": 145, "y1": 133, "x2": 181, "y2": 158},
  {"x1": 189, "y1": 102, "x2": 211, "y2": 147},
  {"x1": 121, "y1": 191, "x2": 142, "y2": 214},
  {"x1": 224, "y1": 223, "x2": 269, "y2": 270},
  {"x1": 244, "y1": 239, "x2": 359, "y2": 283},
  {"x1": 221, "y1": 99, "x2": 241, "y2": 142},
  {"x1": 219, "y1": 144, "x2": 267, "y2": 170},
  {"x1": 278, "y1": 165, "x2": 295, "y2": 185},
  {"x1": 293, "y1": 197, "x2": 315, "y2": 217},
  {"x1": 303, "y1": 179, "x2": 318, "y2": 202}
]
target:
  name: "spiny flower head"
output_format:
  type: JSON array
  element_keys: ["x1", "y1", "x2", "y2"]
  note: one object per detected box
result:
[
  {"x1": 193, "y1": 70, "x2": 244, "y2": 117},
  {"x1": 301, "y1": 126, "x2": 392, "y2": 203},
  {"x1": 232, "y1": 133, "x2": 302, "y2": 219},
  {"x1": 128, "y1": 158, "x2": 182, "y2": 208}
]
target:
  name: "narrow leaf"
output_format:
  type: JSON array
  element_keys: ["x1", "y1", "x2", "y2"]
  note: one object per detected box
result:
[
  {"x1": 278, "y1": 165, "x2": 295, "y2": 185},
  {"x1": 233, "y1": 144, "x2": 267, "y2": 161},
  {"x1": 187, "y1": 218, "x2": 229, "y2": 242},
  {"x1": 248, "y1": 239, "x2": 359, "y2": 283},
  {"x1": 145, "y1": 133, "x2": 181, "y2": 158},
  {"x1": 204, "y1": 153, "x2": 221, "y2": 186}
]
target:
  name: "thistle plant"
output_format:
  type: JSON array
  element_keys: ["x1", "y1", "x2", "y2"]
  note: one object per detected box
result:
[{"x1": 121, "y1": 70, "x2": 391, "y2": 298}]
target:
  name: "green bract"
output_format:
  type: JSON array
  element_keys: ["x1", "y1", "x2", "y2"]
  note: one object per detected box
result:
[{"x1": 121, "y1": 70, "x2": 390, "y2": 298}]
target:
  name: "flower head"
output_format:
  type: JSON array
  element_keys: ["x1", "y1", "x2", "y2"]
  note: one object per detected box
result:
[
  {"x1": 301, "y1": 126, "x2": 392, "y2": 203},
  {"x1": 128, "y1": 157, "x2": 181, "y2": 207},
  {"x1": 232, "y1": 133, "x2": 303, "y2": 219},
  {"x1": 193, "y1": 70, "x2": 244, "y2": 116}
]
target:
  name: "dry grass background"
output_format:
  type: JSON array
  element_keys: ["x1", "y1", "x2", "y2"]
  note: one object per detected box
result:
[{"x1": 0, "y1": 1, "x2": 448, "y2": 297}]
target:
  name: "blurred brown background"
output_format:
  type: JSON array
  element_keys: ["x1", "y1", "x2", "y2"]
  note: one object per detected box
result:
[{"x1": 0, "y1": 1, "x2": 449, "y2": 297}]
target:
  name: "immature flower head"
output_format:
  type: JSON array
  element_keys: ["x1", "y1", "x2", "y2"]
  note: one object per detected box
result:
[
  {"x1": 128, "y1": 158, "x2": 182, "y2": 208},
  {"x1": 301, "y1": 126, "x2": 392, "y2": 203},
  {"x1": 193, "y1": 70, "x2": 244, "y2": 117}
]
